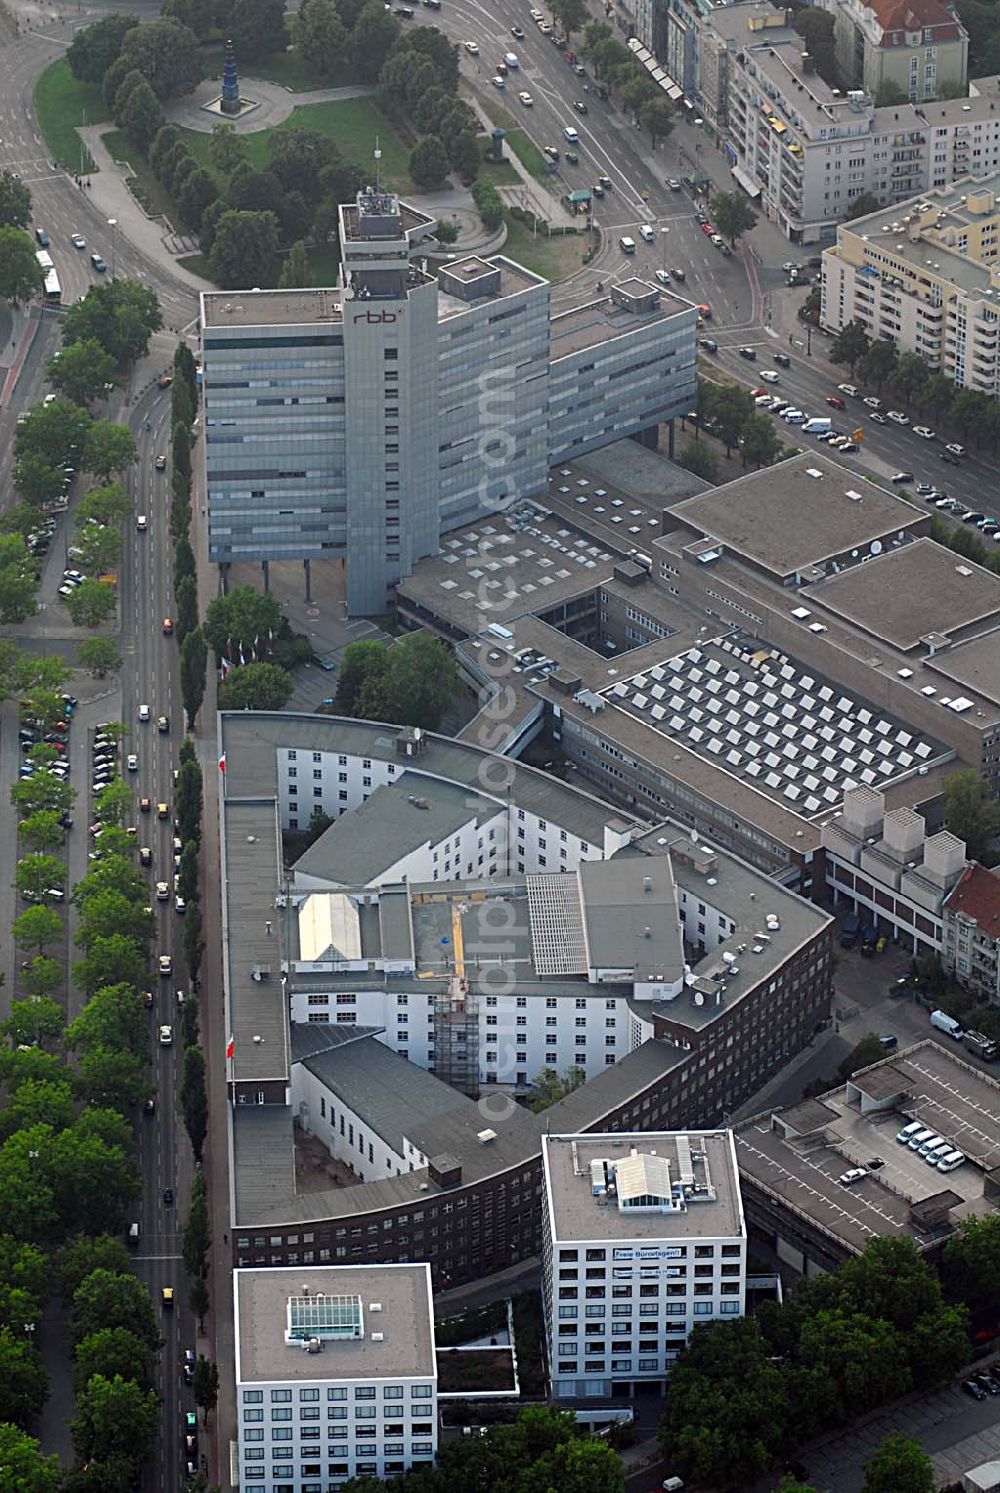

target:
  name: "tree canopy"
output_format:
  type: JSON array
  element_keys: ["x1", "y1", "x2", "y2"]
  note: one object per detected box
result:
[
  {"x1": 658, "y1": 1237, "x2": 967, "y2": 1488},
  {"x1": 942, "y1": 768, "x2": 1000, "y2": 862},
  {"x1": 333, "y1": 633, "x2": 457, "y2": 730}
]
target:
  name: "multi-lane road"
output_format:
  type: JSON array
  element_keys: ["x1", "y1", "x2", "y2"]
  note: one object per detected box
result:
[
  {"x1": 124, "y1": 378, "x2": 200, "y2": 1493},
  {"x1": 442, "y1": 0, "x2": 997, "y2": 514}
]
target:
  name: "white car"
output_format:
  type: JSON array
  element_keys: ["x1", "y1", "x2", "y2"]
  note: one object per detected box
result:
[
  {"x1": 863, "y1": 395, "x2": 882, "y2": 408},
  {"x1": 946, "y1": 442, "x2": 967, "y2": 457},
  {"x1": 837, "y1": 383, "x2": 860, "y2": 397},
  {"x1": 156, "y1": 881, "x2": 169, "y2": 901},
  {"x1": 913, "y1": 425, "x2": 936, "y2": 440},
  {"x1": 760, "y1": 370, "x2": 780, "y2": 383},
  {"x1": 839, "y1": 1167, "x2": 867, "y2": 1186},
  {"x1": 70, "y1": 232, "x2": 86, "y2": 250},
  {"x1": 158, "y1": 1025, "x2": 173, "y2": 1046},
  {"x1": 492, "y1": 74, "x2": 505, "y2": 87},
  {"x1": 529, "y1": 5, "x2": 543, "y2": 16},
  {"x1": 518, "y1": 90, "x2": 533, "y2": 106},
  {"x1": 175, "y1": 895, "x2": 186, "y2": 915},
  {"x1": 887, "y1": 409, "x2": 909, "y2": 425},
  {"x1": 138, "y1": 704, "x2": 150, "y2": 722},
  {"x1": 159, "y1": 954, "x2": 172, "y2": 977},
  {"x1": 655, "y1": 269, "x2": 671, "y2": 286},
  {"x1": 464, "y1": 39, "x2": 479, "y2": 53},
  {"x1": 127, "y1": 753, "x2": 138, "y2": 772}
]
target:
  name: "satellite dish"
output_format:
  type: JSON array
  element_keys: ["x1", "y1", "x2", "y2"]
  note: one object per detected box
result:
[
  {"x1": 870, "y1": 540, "x2": 883, "y2": 555},
  {"x1": 693, "y1": 991, "x2": 705, "y2": 1006}
]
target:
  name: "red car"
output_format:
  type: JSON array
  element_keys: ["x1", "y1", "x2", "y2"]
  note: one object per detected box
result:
[
  {"x1": 826, "y1": 395, "x2": 846, "y2": 409},
  {"x1": 700, "y1": 221, "x2": 715, "y2": 236}
]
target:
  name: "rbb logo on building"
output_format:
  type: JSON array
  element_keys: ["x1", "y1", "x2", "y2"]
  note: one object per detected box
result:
[{"x1": 351, "y1": 309, "x2": 402, "y2": 324}]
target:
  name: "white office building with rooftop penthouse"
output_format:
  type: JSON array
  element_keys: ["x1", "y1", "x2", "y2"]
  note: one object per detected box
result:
[
  {"x1": 234, "y1": 1263, "x2": 437, "y2": 1493},
  {"x1": 199, "y1": 188, "x2": 696, "y2": 615},
  {"x1": 541, "y1": 1131, "x2": 746, "y2": 1398}
]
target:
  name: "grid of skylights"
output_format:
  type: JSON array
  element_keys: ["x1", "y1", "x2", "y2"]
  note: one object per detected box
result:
[{"x1": 605, "y1": 636, "x2": 940, "y2": 815}]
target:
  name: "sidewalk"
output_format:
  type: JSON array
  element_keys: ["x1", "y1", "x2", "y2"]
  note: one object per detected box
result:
[{"x1": 78, "y1": 127, "x2": 211, "y2": 299}]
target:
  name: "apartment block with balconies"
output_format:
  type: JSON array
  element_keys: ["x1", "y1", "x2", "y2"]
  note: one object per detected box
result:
[{"x1": 822, "y1": 175, "x2": 1000, "y2": 392}]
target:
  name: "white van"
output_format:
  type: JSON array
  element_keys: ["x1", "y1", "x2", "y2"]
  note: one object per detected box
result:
[
  {"x1": 907, "y1": 1127, "x2": 935, "y2": 1151},
  {"x1": 639, "y1": 224, "x2": 655, "y2": 243},
  {"x1": 563, "y1": 125, "x2": 579, "y2": 142},
  {"x1": 896, "y1": 1120, "x2": 923, "y2": 1144},
  {"x1": 803, "y1": 417, "x2": 832, "y2": 434},
  {"x1": 937, "y1": 1149, "x2": 965, "y2": 1172},
  {"x1": 619, "y1": 236, "x2": 636, "y2": 254},
  {"x1": 930, "y1": 1008, "x2": 963, "y2": 1039},
  {"x1": 783, "y1": 410, "x2": 807, "y2": 425},
  {"x1": 917, "y1": 1134, "x2": 946, "y2": 1158},
  {"x1": 505, "y1": 51, "x2": 519, "y2": 68},
  {"x1": 922, "y1": 1138, "x2": 951, "y2": 1163}
]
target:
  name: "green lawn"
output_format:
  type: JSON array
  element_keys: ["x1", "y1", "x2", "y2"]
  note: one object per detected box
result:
[
  {"x1": 179, "y1": 96, "x2": 413, "y2": 193},
  {"x1": 502, "y1": 129, "x2": 551, "y2": 187},
  {"x1": 501, "y1": 214, "x2": 585, "y2": 282},
  {"x1": 474, "y1": 93, "x2": 551, "y2": 187},
  {"x1": 242, "y1": 50, "x2": 358, "y2": 92},
  {"x1": 101, "y1": 131, "x2": 175, "y2": 220},
  {"x1": 177, "y1": 252, "x2": 213, "y2": 281},
  {"x1": 477, "y1": 140, "x2": 520, "y2": 186},
  {"x1": 34, "y1": 58, "x2": 106, "y2": 175}
]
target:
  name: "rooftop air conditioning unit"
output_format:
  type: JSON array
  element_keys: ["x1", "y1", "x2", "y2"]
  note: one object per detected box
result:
[
  {"x1": 370, "y1": 1302, "x2": 383, "y2": 1312},
  {"x1": 371, "y1": 1332, "x2": 384, "y2": 1342}
]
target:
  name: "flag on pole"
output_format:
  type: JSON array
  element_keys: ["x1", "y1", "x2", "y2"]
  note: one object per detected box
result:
[
  {"x1": 226, "y1": 1035, "x2": 234, "y2": 1060},
  {"x1": 219, "y1": 754, "x2": 227, "y2": 774}
]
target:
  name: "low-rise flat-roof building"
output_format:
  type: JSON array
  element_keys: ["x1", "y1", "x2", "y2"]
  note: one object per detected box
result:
[
  {"x1": 398, "y1": 450, "x2": 1000, "y2": 891},
  {"x1": 234, "y1": 1263, "x2": 437, "y2": 1493},
  {"x1": 735, "y1": 1040, "x2": 1000, "y2": 1274},
  {"x1": 541, "y1": 1132, "x2": 746, "y2": 1397}
]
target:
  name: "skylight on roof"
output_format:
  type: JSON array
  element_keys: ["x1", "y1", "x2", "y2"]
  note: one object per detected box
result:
[{"x1": 286, "y1": 1293, "x2": 363, "y2": 1343}]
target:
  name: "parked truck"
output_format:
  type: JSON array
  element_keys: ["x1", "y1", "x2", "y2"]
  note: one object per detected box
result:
[
  {"x1": 964, "y1": 1030, "x2": 998, "y2": 1061},
  {"x1": 840, "y1": 913, "x2": 861, "y2": 948},
  {"x1": 930, "y1": 1009, "x2": 964, "y2": 1040}
]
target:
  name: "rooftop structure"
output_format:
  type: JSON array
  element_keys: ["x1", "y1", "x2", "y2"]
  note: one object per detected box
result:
[
  {"x1": 543, "y1": 1130, "x2": 744, "y2": 1242},
  {"x1": 822, "y1": 785, "x2": 968, "y2": 957},
  {"x1": 735, "y1": 1040, "x2": 1000, "y2": 1272}
]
